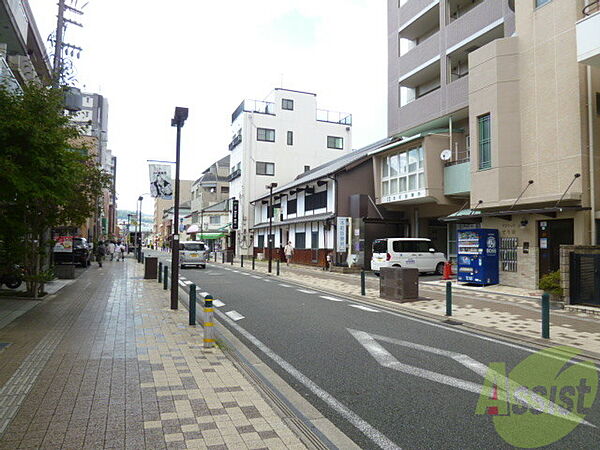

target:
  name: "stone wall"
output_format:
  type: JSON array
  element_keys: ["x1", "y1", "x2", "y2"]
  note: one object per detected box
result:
[{"x1": 560, "y1": 245, "x2": 600, "y2": 304}]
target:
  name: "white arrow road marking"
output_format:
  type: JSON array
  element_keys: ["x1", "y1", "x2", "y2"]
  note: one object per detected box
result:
[
  {"x1": 320, "y1": 295, "x2": 345, "y2": 302},
  {"x1": 349, "y1": 304, "x2": 379, "y2": 312},
  {"x1": 348, "y1": 329, "x2": 595, "y2": 427},
  {"x1": 297, "y1": 289, "x2": 317, "y2": 294},
  {"x1": 212, "y1": 300, "x2": 225, "y2": 307},
  {"x1": 225, "y1": 310, "x2": 245, "y2": 321},
  {"x1": 215, "y1": 312, "x2": 399, "y2": 450}
]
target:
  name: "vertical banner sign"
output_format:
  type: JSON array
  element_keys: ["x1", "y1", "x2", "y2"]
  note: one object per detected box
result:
[
  {"x1": 148, "y1": 164, "x2": 173, "y2": 199},
  {"x1": 232, "y1": 200, "x2": 239, "y2": 230},
  {"x1": 336, "y1": 217, "x2": 349, "y2": 251}
]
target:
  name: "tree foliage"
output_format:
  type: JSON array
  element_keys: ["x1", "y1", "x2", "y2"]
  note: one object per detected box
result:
[{"x1": 0, "y1": 83, "x2": 111, "y2": 296}]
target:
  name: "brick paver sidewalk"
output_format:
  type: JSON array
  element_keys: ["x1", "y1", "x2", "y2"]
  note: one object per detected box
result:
[
  {"x1": 219, "y1": 257, "x2": 600, "y2": 357},
  {"x1": 0, "y1": 257, "x2": 307, "y2": 449}
]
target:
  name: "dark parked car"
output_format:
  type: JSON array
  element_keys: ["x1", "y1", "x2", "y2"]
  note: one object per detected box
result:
[{"x1": 53, "y1": 237, "x2": 91, "y2": 267}]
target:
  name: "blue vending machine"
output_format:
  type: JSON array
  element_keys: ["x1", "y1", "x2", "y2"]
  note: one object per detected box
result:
[{"x1": 457, "y1": 228, "x2": 499, "y2": 285}]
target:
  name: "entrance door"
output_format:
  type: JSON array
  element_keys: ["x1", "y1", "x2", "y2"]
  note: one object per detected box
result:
[
  {"x1": 311, "y1": 231, "x2": 319, "y2": 263},
  {"x1": 538, "y1": 219, "x2": 574, "y2": 278}
]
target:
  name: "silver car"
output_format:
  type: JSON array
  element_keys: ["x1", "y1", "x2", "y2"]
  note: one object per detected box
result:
[{"x1": 179, "y1": 241, "x2": 207, "y2": 269}]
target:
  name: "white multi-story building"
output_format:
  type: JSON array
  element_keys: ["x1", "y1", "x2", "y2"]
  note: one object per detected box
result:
[{"x1": 228, "y1": 88, "x2": 353, "y2": 256}]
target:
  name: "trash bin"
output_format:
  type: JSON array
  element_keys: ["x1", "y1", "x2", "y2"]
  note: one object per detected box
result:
[
  {"x1": 144, "y1": 257, "x2": 158, "y2": 279},
  {"x1": 379, "y1": 267, "x2": 418, "y2": 301}
]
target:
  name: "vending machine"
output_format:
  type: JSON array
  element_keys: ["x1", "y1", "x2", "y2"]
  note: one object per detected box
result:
[{"x1": 457, "y1": 228, "x2": 499, "y2": 285}]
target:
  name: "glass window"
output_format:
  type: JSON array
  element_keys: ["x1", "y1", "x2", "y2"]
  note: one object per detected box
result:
[
  {"x1": 282, "y1": 98, "x2": 294, "y2": 110},
  {"x1": 418, "y1": 173, "x2": 424, "y2": 189},
  {"x1": 399, "y1": 153, "x2": 408, "y2": 173},
  {"x1": 390, "y1": 179, "x2": 398, "y2": 195},
  {"x1": 287, "y1": 131, "x2": 293, "y2": 146},
  {"x1": 327, "y1": 136, "x2": 343, "y2": 149},
  {"x1": 295, "y1": 232, "x2": 306, "y2": 249},
  {"x1": 389, "y1": 155, "x2": 399, "y2": 177},
  {"x1": 373, "y1": 239, "x2": 387, "y2": 254},
  {"x1": 399, "y1": 177, "x2": 407, "y2": 193},
  {"x1": 408, "y1": 149, "x2": 418, "y2": 172},
  {"x1": 182, "y1": 243, "x2": 205, "y2": 251},
  {"x1": 257, "y1": 235, "x2": 265, "y2": 249},
  {"x1": 257, "y1": 128, "x2": 275, "y2": 142},
  {"x1": 418, "y1": 147, "x2": 424, "y2": 169},
  {"x1": 382, "y1": 158, "x2": 389, "y2": 178},
  {"x1": 209, "y1": 216, "x2": 220, "y2": 225},
  {"x1": 416, "y1": 241, "x2": 431, "y2": 252},
  {"x1": 408, "y1": 174, "x2": 417, "y2": 191},
  {"x1": 256, "y1": 161, "x2": 275, "y2": 176},
  {"x1": 535, "y1": 0, "x2": 551, "y2": 7},
  {"x1": 287, "y1": 199, "x2": 297, "y2": 215},
  {"x1": 478, "y1": 114, "x2": 491, "y2": 169},
  {"x1": 382, "y1": 181, "x2": 389, "y2": 196}
]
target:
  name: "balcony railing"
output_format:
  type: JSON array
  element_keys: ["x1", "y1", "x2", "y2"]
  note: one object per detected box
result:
[
  {"x1": 227, "y1": 169, "x2": 241, "y2": 182},
  {"x1": 228, "y1": 134, "x2": 242, "y2": 151},
  {"x1": 231, "y1": 99, "x2": 275, "y2": 123},
  {"x1": 316, "y1": 109, "x2": 352, "y2": 125},
  {"x1": 0, "y1": 57, "x2": 22, "y2": 93}
]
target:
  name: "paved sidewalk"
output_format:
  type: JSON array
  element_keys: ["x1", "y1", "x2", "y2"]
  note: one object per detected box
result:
[
  {"x1": 219, "y1": 257, "x2": 600, "y2": 357},
  {"x1": 0, "y1": 257, "x2": 307, "y2": 449}
]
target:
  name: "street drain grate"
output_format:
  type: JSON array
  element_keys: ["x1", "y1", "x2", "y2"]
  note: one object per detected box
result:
[
  {"x1": 443, "y1": 319, "x2": 463, "y2": 326},
  {"x1": 0, "y1": 343, "x2": 11, "y2": 352}
]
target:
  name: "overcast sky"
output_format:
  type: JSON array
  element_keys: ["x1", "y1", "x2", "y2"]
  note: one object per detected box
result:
[{"x1": 29, "y1": 0, "x2": 387, "y2": 214}]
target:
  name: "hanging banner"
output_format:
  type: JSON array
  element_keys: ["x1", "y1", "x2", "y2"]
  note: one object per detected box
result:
[{"x1": 148, "y1": 164, "x2": 173, "y2": 199}]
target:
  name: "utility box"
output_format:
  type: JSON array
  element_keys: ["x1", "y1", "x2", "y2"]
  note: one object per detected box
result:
[
  {"x1": 144, "y1": 257, "x2": 158, "y2": 279},
  {"x1": 379, "y1": 267, "x2": 418, "y2": 301}
]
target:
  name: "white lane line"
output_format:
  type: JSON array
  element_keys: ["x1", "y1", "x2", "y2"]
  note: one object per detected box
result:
[
  {"x1": 215, "y1": 310, "x2": 399, "y2": 450},
  {"x1": 232, "y1": 270, "x2": 240, "y2": 273},
  {"x1": 349, "y1": 304, "x2": 380, "y2": 313},
  {"x1": 241, "y1": 273, "x2": 251, "y2": 276},
  {"x1": 279, "y1": 284, "x2": 291, "y2": 288},
  {"x1": 225, "y1": 310, "x2": 245, "y2": 321},
  {"x1": 199, "y1": 292, "x2": 210, "y2": 298},
  {"x1": 263, "y1": 279, "x2": 272, "y2": 283},
  {"x1": 320, "y1": 295, "x2": 345, "y2": 302},
  {"x1": 297, "y1": 289, "x2": 317, "y2": 294},
  {"x1": 178, "y1": 280, "x2": 186, "y2": 287},
  {"x1": 213, "y1": 300, "x2": 225, "y2": 307},
  {"x1": 251, "y1": 276, "x2": 262, "y2": 279},
  {"x1": 184, "y1": 281, "x2": 193, "y2": 285}
]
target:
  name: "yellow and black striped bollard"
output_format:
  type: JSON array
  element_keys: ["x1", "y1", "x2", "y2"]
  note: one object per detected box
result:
[{"x1": 203, "y1": 294, "x2": 215, "y2": 348}]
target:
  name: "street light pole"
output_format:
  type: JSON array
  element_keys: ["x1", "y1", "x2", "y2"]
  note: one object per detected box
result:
[
  {"x1": 266, "y1": 183, "x2": 278, "y2": 273},
  {"x1": 138, "y1": 196, "x2": 143, "y2": 261},
  {"x1": 170, "y1": 107, "x2": 189, "y2": 310}
]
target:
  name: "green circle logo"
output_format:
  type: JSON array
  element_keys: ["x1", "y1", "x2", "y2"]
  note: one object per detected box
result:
[{"x1": 476, "y1": 346, "x2": 598, "y2": 448}]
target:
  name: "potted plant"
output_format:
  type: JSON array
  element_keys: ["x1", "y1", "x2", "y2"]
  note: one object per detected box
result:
[{"x1": 539, "y1": 270, "x2": 563, "y2": 301}]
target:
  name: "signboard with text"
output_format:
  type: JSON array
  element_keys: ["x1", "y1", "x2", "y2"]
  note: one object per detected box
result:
[
  {"x1": 232, "y1": 200, "x2": 239, "y2": 230},
  {"x1": 336, "y1": 217, "x2": 350, "y2": 251}
]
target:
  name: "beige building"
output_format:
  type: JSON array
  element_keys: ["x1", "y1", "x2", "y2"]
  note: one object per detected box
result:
[
  {"x1": 385, "y1": 0, "x2": 600, "y2": 289},
  {"x1": 152, "y1": 180, "x2": 193, "y2": 247}
]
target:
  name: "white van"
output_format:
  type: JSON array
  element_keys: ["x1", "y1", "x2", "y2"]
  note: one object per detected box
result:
[
  {"x1": 371, "y1": 238, "x2": 446, "y2": 275},
  {"x1": 179, "y1": 241, "x2": 207, "y2": 268}
]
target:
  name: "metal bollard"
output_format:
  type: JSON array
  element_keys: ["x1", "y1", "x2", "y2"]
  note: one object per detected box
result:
[
  {"x1": 276, "y1": 259, "x2": 280, "y2": 276},
  {"x1": 230, "y1": 254, "x2": 233, "y2": 265},
  {"x1": 360, "y1": 270, "x2": 366, "y2": 296},
  {"x1": 163, "y1": 266, "x2": 168, "y2": 290},
  {"x1": 158, "y1": 262, "x2": 162, "y2": 282},
  {"x1": 542, "y1": 293, "x2": 550, "y2": 339},
  {"x1": 141, "y1": 252, "x2": 145, "y2": 264},
  {"x1": 203, "y1": 294, "x2": 215, "y2": 348},
  {"x1": 189, "y1": 284, "x2": 197, "y2": 326},
  {"x1": 241, "y1": 255, "x2": 244, "y2": 268},
  {"x1": 252, "y1": 256, "x2": 255, "y2": 270},
  {"x1": 446, "y1": 281, "x2": 452, "y2": 316},
  {"x1": 222, "y1": 252, "x2": 225, "y2": 264}
]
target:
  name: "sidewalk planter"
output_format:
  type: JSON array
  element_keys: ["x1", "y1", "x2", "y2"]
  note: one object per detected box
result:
[{"x1": 379, "y1": 267, "x2": 419, "y2": 302}]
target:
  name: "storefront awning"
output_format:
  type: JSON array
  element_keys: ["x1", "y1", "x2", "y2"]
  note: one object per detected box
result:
[
  {"x1": 442, "y1": 206, "x2": 590, "y2": 222},
  {"x1": 188, "y1": 232, "x2": 227, "y2": 239}
]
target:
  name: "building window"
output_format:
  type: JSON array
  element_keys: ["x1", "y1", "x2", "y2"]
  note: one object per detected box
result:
[
  {"x1": 381, "y1": 146, "x2": 425, "y2": 198},
  {"x1": 287, "y1": 131, "x2": 293, "y2": 146},
  {"x1": 256, "y1": 161, "x2": 275, "y2": 176},
  {"x1": 295, "y1": 232, "x2": 306, "y2": 249},
  {"x1": 478, "y1": 114, "x2": 491, "y2": 170},
  {"x1": 327, "y1": 136, "x2": 343, "y2": 149},
  {"x1": 305, "y1": 191, "x2": 327, "y2": 211},
  {"x1": 304, "y1": 165, "x2": 310, "y2": 172},
  {"x1": 267, "y1": 203, "x2": 280, "y2": 219},
  {"x1": 220, "y1": 186, "x2": 229, "y2": 194},
  {"x1": 209, "y1": 216, "x2": 220, "y2": 225},
  {"x1": 282, "y1": 98, "x2": 294, "y2": 110},
  {"x1": 258, "y1": 235, "x2": 265, "y2": 249},
  {"x1": 287, "y1": 198, "x2": 297, "y2": 215},
  {"x1": 535, "y1": 0, "x2": 551, "y2": 8},
  {"x1": 257, "y1": 128, "x2": 275, "y2": 142}
]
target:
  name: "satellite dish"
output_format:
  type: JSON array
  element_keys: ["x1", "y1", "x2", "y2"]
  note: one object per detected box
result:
[{"x1": 440, "y1": 149, "x2": 452, "y2": 161}]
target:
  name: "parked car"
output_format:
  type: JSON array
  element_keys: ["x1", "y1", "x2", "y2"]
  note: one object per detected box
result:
[
  {"x1": 371, "y1": 238, "x2": 446, "y2": 275},
  {"x1": 179, "y1": 241, "x2": 207, "y2": 269},
  {"x1": 53, "y1": 237, "x2": 92, "y2": 267}
]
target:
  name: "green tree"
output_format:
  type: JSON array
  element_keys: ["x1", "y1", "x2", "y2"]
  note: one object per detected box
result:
[{"x1": 0, "y1": 83, "x2": 111, "y2": 297}]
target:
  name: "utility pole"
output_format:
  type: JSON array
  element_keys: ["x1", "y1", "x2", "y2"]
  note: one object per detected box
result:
[{"x1": 53, "y1": 0, "x2": 66, "y2": 86}]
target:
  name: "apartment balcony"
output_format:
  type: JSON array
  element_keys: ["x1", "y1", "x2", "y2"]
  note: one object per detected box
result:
[
  {"x1": 445, "y1": 0, "x2": 505, "y2": 53},
  {"x1": 577, "y1": 1, "x2": 600, "y2": 67},
  {"x1": 228, "y1": 133, "x2": 242, "y2": 151},
  {"x1": 0, "y1": 0, "x2": 29, "y2": 51},
  {"x1": 227, "y1": 169, "x2": 241, "y2": 182},
  {"x1": 0, "y1": 55, "x2": 21, "y2": 93},
  {"x1": 444, "y1": 161, "x2": 471, "y2": 196},
  {"x1": 316, "y1": 109, "x2": 352, "y2": 125},
  {"x1": 446, "y1": 74, "x2": 469, "y2": 113},
  {"x1": 397, "y1": 31, "x2": 440, "y2": 81},
  {"x1": 231, "y1": 99, "x2": 275, "y2": 123},
  {"x1": 398, "y1": 0, "x2": 440, "y2": 32},
  {"x1": 397, "y1": 88, "x2": 442, "y2": 132}
]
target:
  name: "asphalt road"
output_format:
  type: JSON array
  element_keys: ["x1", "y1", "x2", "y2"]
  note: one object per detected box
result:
[{"x1": 150, "y1": 253, "x2": 600, "y2": 449}]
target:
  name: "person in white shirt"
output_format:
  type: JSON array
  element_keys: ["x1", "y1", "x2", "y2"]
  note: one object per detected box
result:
[
  {"x1": 107, "y1": 241, "x2": 116, "y2": 261},
  {"x1": 284, "y1": 241, "x2": 294, "y2": 266}
]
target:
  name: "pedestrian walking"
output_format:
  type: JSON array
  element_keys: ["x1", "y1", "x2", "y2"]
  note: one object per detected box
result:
[
  {"x1": 284, "y1": 241, "x2": 294, "y2": 266},
  {"x1": 119, "y1": 243, "x2": 126, "y2": 261},
  {"x1": 324, "y1": 252, "x2": 332, "y2": 271},
  {"x1": 96, "y1": 241, "x2": 106, "y2": 268},
  {"x1": 107, "y1": 241, "x2": 116, "y2": 261}
]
